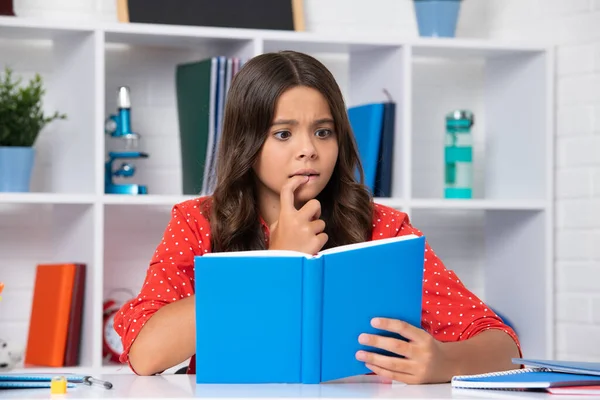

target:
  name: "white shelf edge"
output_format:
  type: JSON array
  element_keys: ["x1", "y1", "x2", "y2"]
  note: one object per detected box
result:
[
  {"x1": 409, "y1": 199, "x2": 547, "y2": 210},
  {"x1": 372, "y1": 197, "x2": 407, "y2": 209},
  {"x1": 0, "y1": 194, "x2": 546, "y2": 211},
  {"x1": 102, "y1": 20, "x2": 257, "y2": 41},
  {"x1": 0, "y1": 193, "x2": 97, "y2": 205},
  {"x1": 0, "y1": 16, "x2": 548, "y2": 52},
  {"x1": 408, "y1": 36, "x2": 548, "y2": 52},
  {"x1": 0, "y1": 15, "x2": 93, "y2": 32},
  {"x1": 101, "y1": 194, "x2": 198, "y2": 206}
]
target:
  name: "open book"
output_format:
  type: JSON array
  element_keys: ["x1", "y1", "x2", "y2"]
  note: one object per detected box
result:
[{"x1": 194, "y1": 234, "x2": 426, "y2": 384}]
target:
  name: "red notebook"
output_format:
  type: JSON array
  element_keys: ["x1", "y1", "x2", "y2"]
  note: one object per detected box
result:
[
  {"x1": 25, "y1": 263, "x2": 86, "y2": 367},
  {"x1": 548, "y1": 386, "x2": 600, "y2": 395}
]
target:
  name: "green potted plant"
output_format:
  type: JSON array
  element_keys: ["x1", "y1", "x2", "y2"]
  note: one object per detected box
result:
[{"x1": 0, "y1": 67, "x2": 66, "y2": 192}]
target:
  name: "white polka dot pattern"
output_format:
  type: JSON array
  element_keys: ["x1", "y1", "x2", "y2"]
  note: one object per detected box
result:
[{"x1": 114, "y1": 198, "x2": 520, "y2": 374}]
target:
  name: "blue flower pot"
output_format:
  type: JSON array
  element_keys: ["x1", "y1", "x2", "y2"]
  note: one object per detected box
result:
[
  {"x1": 0, "y1": 146, "x2": 35, "y2": 192},
  {"x1": 414, "y1": 0, "x2": 461, "y2": 38}
]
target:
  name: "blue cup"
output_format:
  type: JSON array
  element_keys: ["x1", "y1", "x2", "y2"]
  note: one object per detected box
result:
[
  {"x1": 0, "y1": 146, "x2": 35, "y2": 192},
  {"x1": 414, "y1": 0, "x2": 461, "y2": 38}
]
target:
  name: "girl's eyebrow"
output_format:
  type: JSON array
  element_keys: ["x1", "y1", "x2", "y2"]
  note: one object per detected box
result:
[{"x1": 271, "y1": 118, "x2": 335, "y2": 126}]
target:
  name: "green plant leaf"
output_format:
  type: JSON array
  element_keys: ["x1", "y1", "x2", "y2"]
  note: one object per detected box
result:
[{"x1": 0, "y1": 67, "x2": 67, "y2": 147}]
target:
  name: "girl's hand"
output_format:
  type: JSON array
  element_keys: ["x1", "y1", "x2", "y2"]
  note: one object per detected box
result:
[
  {"x1": 268, "y1": 175, "x2": 328, "y2": 255},
  {"x1": 355, "y1": 318, "x2": 454, "y2": 384}
]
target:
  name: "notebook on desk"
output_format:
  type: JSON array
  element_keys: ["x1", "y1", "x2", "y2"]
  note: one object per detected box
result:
[
  {"x1": 452, "y1": 357, "x2": 600, "y2": 390},
  {"x1": 513, "y1": 358, "x2": 600, "y2": 377},
  {"x1": 451, "y1": 368, "x2": 600, "y2": 390}
]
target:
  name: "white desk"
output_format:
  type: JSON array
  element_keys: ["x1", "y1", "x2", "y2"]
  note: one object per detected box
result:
[{"x1": 0, "y1": 374, "x2": 586, "y2": 400}]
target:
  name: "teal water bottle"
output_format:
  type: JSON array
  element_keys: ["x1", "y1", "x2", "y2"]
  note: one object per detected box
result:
[{"x1": 444, "y1": 110, "x2": 474, "y2": 199}]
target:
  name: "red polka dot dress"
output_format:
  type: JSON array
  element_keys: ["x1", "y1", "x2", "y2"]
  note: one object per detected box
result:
[{"x1": 114, "y1": 197, "x2": 520, "y2": 374}]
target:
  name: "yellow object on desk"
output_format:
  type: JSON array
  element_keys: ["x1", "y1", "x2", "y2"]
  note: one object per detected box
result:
[{"x1": 50, "y1": 376, "x2": 67, "y2": 395}]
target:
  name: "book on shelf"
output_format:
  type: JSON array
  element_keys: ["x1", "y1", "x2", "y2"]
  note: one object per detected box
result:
[
  {"x1": 25, "y1": 263, "x2": 86, "y2": 367},
  {"x1": 348, "y1": 101, "x2": 396, "y2": 197},
  {"x1": 176, "y1": 56, "x2": 244, "y2": 195}
]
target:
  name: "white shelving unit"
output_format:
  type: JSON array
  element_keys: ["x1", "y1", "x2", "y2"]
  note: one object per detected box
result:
[{"x1": 0, "y1": 16, "x2": 554, "y2": 374}]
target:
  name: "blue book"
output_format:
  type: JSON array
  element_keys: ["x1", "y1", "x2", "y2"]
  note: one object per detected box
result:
[
  {"x1": 194, "y1": 234, "x2": 425, "y2": 384},
  {"x1": 347, "y1": 103, "x2": 385, "y2": 193},
  {"x1": 374, "y1": 102, "x2": 396, "y2": 197},
  {"x1": 514, "y1": 358, "x2": 600, "y2": 377}
]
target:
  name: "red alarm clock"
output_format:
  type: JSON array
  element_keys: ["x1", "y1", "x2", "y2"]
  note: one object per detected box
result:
[{"x1": 103, "y1": 299, "x2": 125, "y2": 363}]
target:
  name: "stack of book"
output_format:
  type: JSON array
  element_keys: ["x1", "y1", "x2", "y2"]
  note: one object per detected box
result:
[
  {"x1": 25, "y1": 263, "x2": 86, "y2": 367},
  {"x1": 452, "y1": 358, "x2": 600, "y2": 395}
]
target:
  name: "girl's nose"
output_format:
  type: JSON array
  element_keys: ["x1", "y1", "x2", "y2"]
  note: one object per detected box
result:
[{"x1": 297, "y1": 140, "x2": 317, "y2": 160}]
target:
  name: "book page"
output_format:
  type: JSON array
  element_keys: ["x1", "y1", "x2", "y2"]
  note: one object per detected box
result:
[
  {"x1": 203, "y1": 249, "x2": 309, "y2": 258},
  {"x1": 201, "y1": 234, "x2": 419, "y2": 258},
  {"x1": 318, "y1": 234, "x2": 419, "y2": 256}
]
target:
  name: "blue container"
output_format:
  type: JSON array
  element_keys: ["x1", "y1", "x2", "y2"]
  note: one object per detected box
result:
[
  {"x1": 0, "y1": 146, "x2": 35, "y2": 192},
  {"x1": 414, "y1": 0, "x2": 461, "y2": 38}
]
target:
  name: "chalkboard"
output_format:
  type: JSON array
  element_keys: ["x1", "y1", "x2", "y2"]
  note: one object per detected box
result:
[
  {"x1": 0, "y1": 0, "x2": 15, "y2": 16},
  {"x1": 119, "y1": 0, "x2": 304, "y2": 31}
]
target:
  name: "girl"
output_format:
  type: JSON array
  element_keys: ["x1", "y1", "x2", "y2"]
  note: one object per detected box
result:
[{"x1": 115, "y1": 50, "x2": 521, "y2": 383}]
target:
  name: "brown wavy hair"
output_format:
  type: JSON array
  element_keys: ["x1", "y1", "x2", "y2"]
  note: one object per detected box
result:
[{"x1": 208, "y1": 51, "x2": 373, "y2": 252}]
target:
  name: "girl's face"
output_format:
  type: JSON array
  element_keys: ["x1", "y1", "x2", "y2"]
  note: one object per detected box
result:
[{"x1": 253, "y1": 86, "x2": 339, "y2": 209}]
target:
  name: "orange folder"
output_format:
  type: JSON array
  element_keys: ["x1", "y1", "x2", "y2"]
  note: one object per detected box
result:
[{"x1": 25, "y1": 263, "x2": 85, "y2": 367}]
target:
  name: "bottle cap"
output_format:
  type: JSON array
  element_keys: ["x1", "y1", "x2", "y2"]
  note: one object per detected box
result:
[
  {"x1": 446, "y1": 110, "x2": 474, "y2": 124},
  {"x1": 446, "y1": 110, "x2": 474, "y2": 130}
]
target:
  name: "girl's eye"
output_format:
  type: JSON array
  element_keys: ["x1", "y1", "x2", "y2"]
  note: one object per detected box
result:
[
  {"x1": 315, "y1": 129, "x2": 333, "y2": 138},
  {"x1": 274, "y1": 131, "x2": 291, "y2": 140}
]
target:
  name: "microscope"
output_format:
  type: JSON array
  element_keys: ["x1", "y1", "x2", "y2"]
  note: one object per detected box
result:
[{"x1": 104, "y1": 87, "x2": 149, "y2": 195}]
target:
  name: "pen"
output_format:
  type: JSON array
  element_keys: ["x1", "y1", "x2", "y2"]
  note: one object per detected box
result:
[{"x1": 82, "y1": 376, "x2": 113, "y2": 389}]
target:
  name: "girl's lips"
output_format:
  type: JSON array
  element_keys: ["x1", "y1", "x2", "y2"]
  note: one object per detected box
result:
[
  {"x1": 290, "y1": 168, "x2": 319, "y2": 177},
  {"x1": 289, "y1": 173, "x2": 320, "y2": 182}
]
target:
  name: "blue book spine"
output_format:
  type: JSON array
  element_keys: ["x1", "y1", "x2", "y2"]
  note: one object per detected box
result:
[
  {"x1": 347, "y1": 103, "x2": 385, "y2": 193},
  {"x1": 301, "y1": 257, "x2": 323, "y2": 384}
]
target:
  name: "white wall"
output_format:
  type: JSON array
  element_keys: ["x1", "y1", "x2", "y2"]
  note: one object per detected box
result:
[
  {"x1": 480, "y1": 0, "x2": 600, "y2": 363},
  {"x1": 7, "y1": 0, "x2": 599, "y2": 361}
]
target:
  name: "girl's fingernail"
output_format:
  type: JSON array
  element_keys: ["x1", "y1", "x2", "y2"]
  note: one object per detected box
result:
[{"x1": 358, "y1": 334, "x2": 369, "y2": 344}]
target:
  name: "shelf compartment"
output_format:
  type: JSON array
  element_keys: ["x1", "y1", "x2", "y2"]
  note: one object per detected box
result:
[
  {"x1": 0, "y1": 203, "x2": 96, "y2": 368},
  {"x1": 408, "y1": 207, "x2": 550, "y2": 359},
  {"x1": 103, "y1": 32, "x2": 257, "y2": 196},
  {"x1": 103, "y1": 203, "x2": 172, "y2": 302},
  {"x1": 0, "y1": 28, "x2": 98, "y2": 194},
  {"x1": 410, "y1": 49, "x2": 550, "y2": 202}
]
